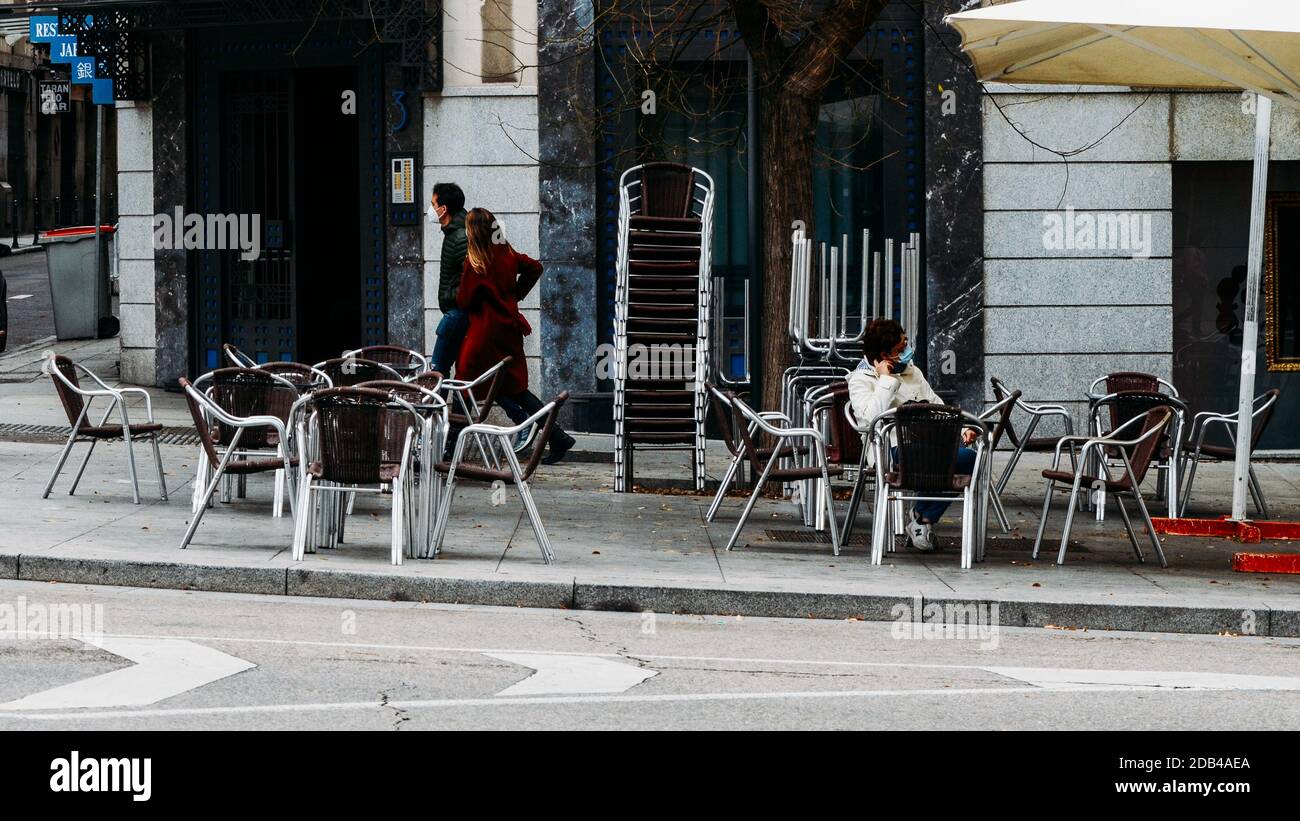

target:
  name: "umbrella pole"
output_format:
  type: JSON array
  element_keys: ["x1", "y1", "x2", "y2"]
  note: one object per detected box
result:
[{"x1": 1231, "y1": 95, "x2": 1272, "y2": 522}]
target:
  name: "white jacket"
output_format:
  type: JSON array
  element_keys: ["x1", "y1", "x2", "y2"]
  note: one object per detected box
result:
[{"x1": 846, "y1": 359, "x2": 943, "y2": 462}]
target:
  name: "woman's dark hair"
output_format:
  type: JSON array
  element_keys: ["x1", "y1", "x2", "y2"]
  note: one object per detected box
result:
[
  {"x1": 432, "y1": 182, "x2": 465, "y2": 214},
  {"x1": 863, "y1": 319, "x2": 905, "y2": 363}
]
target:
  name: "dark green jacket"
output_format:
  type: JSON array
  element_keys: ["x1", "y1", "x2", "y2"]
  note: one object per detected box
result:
[{"x1": 438, "y1": 209, "x2": 468, "y2": 313}]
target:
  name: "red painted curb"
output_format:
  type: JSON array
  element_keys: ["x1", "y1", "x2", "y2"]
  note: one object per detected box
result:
[
  {"x1": 1150, "y1": 517, "x2": 1300, "y2": 544},
  {"x1": 1232, "y1": 553, "x2": 1300, "y2": 574}
]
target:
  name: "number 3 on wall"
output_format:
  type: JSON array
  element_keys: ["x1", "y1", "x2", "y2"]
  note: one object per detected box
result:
[{"x1": 391, "y1": 90, "x2": 408, "y2": 134}]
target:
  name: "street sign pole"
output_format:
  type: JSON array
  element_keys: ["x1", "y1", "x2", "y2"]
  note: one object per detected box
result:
[
  {"x1": 1231, "y1": 94, "x2": 1273, "y2": 522},
  {"x1": 93, "y1": 102, "x2": 103, "y2": 321}
]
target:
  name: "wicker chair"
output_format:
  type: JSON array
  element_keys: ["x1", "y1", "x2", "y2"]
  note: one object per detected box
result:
[
  {"x1": 313, "y1": 356, "x2": 403, "y2": 387},
  {"x1": 869, "y1": 404, "x2": 990, "y2": 569},
  {"x1": 1180, "y1": 389, "x2": 1280, "y2": 518},
  {"x1": 256, "y1": 361, "x2": 333, "y2": 391},
  {"x1": 222, "y1": 342, "x2": 257, "y2": 368},
  {"x1": 44, "y1": 355, "x2": 167, "y2": 504},
  {"x1": 989, "y1": 377, "x2": 1075, "y2": 495},
  {"x1": 723, "y1": 394, "x2": 843, "y2": 555},
  {"x1": 357, "y1": 379, "x2": 449, "y2": 555},
  {"x1": 291, "y1": 388, "x2": 423, "y2": 564},
  {"x1": 1089, "y1": 389, "x2": 1187, "y2": 517},
  {"x1": 441, "y1": 357, "x2": 512, "y2": 467},
  {"x1": 1033, "y1": 407, "x2": 1173, "y2": 567},
  {"x1": 407, "y1": 371, "x2": 444, "y2": 392},
  {"x1": 431, "y1": 392, "x2": 570, "y2": 564},
  {"x1": 344, "y1": 345, "x2": 428, "y2": 377},
  {"x1": 189, "y1": 367, "x2": 307, "y2": 509},
  {"x1": 977, "y1": 388, "x2": 1021, "y2": 533},
  {"x1": 703, "y1": 383, "x2": 808, "y2": 523},
  {"x1": 178, "y1": 377, "x2": 298, "y2": 550}
]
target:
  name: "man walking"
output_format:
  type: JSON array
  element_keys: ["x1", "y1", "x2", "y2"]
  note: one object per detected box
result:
[{"x1": 429, "y1": 182, "x2": 468, "y2": 376}]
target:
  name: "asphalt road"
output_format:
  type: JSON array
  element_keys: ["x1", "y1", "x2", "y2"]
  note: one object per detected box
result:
[
  {"x1": 1, "y1": 250, "x2": 52, "y2": 350},
  {"x1": 2, "y1": 579, "x2": 1299, "y2": 730}
]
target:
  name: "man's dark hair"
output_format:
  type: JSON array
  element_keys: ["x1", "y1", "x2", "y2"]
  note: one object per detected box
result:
[
  {"x1": 863, "y1": 319, "x2": 905, "y2": 363},
  {"x1": 432, "y1": 182, "x2": 465, "y2": 214}
]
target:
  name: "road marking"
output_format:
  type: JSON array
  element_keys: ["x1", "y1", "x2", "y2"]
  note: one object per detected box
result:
[
  {"x1": 985, "y1": 666, "x2": 1300, "y2": 692},
  {"x1": 0, "y1": 685, "x2": 1060, "y2": 721},
  {"x1": 6, "y1": 294, "x2": 32, "y2": 301},
  {"x1": 0, "y1": 637, "x2": 256, "y2": 711},
  {"x1": 487, "y1": 652, "x2": 658, "y2": 696}
]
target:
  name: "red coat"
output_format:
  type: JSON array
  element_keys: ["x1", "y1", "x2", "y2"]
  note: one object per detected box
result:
[{"x1": 455, "y1": 244, "x2": 541, "y2": 397}]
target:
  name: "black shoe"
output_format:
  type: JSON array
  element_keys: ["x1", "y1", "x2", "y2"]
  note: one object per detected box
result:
[{"x1": 542, "y1": 432, "x2": 576, "y2": 466}]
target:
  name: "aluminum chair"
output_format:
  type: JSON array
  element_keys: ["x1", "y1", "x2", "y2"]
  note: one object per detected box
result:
[
  {"x1": 44, "y1": 355, "x2": 167, "y2": 504},
  {"x1": 256, "y1": 361, "x2": 333, "y2": 390},
  {"x1": 1179, "y1": 389, "x2": 1280, "y2": 519},
  {"x1": 431, "y1": 392, "x2": 570, "y2": 564},
  {"x1": 222, "y1": 342, "x2": 257, "y2": 368},
  {"x1": 978, "y1": 389, "x2": 1022, "y2": 534},
  {"x1": 357, "y1": 379, "x2": 449, "y2": 557},
  {"x1": 989, "y1": 376, "x2": 1075, "y2": 496},
  {"x1": 1032, "y1": 407, "x2": 1173, "y2": 567},
  {"x1": 868, "y1": 404, "x2": 990, "y2": 570},
  {"x1": 291, "y1": 388, "x2": 422, "y2": 565},
  {"x1": 313, "y1": 356, "x2": 404, "y2": 387},
  {"x1": 344, "y1": 345, "x2": 429, "y2": 378},
  {"x1": 178, "y1": 377, "x2": 298, "y2": 549},
  {"x1": 1089, "y1": 390, "x2": 1187, "y2": 518},
  {"x1": 723, "y1": 395, "x2": 842, "y2": 555},
  {"x1": 188, "y1": 367, "x2": 307, "y2": 511},
  {"x1": 703, "y1": 383, "x2": 807, "y2": 523}
]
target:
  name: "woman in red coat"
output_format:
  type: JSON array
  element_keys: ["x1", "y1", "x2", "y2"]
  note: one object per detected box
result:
[{"x1": 456, "y1": 207, "x2": 575, "y2": 464}]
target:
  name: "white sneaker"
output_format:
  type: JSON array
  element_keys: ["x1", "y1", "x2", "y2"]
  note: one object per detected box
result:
[{"x1": 906, "y1": 509, "x2": 936, "y2": 552}]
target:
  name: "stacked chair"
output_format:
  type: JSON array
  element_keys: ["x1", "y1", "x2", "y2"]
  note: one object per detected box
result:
[{"x1": 612, "y1": 162, "x2": 715, "y2": 492}]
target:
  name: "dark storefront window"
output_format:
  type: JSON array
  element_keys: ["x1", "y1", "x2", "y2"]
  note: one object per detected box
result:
[
  {"x1": 1172, "y1": 161, "x2": 1300, "y2": 451},
  {"x1": 1265, "y1": 193, "x2": 1300, "y2": 370}
]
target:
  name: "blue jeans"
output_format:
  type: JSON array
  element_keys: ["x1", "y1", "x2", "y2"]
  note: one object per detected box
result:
[
  {"x1": 892, "y1": 445, "x2": 977, "y2": 523},
  {"x1": 430, "y1": 309, "x2": 469, "y2": 377}
]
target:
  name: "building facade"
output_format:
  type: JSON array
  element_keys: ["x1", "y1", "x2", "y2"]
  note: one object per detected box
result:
[{"x1": 86, "y1": 0, "x2": 1297, "y2": 449}]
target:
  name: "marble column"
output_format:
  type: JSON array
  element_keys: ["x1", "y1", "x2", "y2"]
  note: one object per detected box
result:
[
  {"x1": 923, "y1": 0, "x2": 985, "y2": 411},
  {"x1": 537, "y1": 0, "x2": 597, "y2": 419},
  {"x1": 150, "y1": 30, "x2": 187, "y2": 388}
]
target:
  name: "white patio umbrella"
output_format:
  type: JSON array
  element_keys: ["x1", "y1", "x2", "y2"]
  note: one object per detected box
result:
[{"x1": 946, "y1": 0, "x2": 1300, "y2": 522}]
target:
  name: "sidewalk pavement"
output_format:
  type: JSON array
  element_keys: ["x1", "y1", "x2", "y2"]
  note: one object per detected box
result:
[
  {"x1": 3, "y1": 235, "x2": 47, "y2": 256},
  {"x1": 2, "y1": 335, "x2": 1299, "y2": 636}
]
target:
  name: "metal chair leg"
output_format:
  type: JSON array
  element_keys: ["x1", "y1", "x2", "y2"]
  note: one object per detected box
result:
[
  {"x1": 1248, "y1": 466, "x2": 1271, "y2": 520},
  {"x1": 706, "y1": 450, "x2": 742, "y2": 522},
  {"x1": 180, "y1": 437, "x2": 241, "y2": 549},
  {"x1": 119, "y1": 415, "x2": 141, "y2": 505},
  {"x1": 1112, "y1": 495, "x2": 1146, "y2": 562},
  {"x1": 1055, "y1": 473, "x2": 1085, "y2": 565},
  {"x1": 724, "y1": 448, "x2": 781, "y2": 551},
  {"x1": 1031, "y1": 481, "x2": 1056, "y2": 560},
  {"x1": 1131, "y1": 488, "x2": 1168, "y2": 568},
  {"x1": 151, "y1": 433, "x2": 168, "y2": 501},
  {"x1": 841, "y1": 448, "x2": 871, "y2": 545},
  {"x1": 67, "y1": 438, "x2": 97, "y2": 496}
]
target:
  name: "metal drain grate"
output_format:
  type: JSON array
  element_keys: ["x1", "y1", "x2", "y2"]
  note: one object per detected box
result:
[
  {"x1": 766, "y1": 529, "x2": 870, "y2": 547},
  {"x1": 0, "y1": 422, "x2": 200, "y2": 447}
]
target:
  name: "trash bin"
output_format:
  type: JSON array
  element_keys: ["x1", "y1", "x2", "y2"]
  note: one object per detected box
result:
[{"x1": 41, "y1": 225, "x2": 117, "y2": 340}]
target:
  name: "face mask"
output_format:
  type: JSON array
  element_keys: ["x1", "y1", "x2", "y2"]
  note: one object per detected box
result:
[
  {"x1": 892, "y1": 344, "x2": 914, "y2": 374},
  {"x1": 427, "y1": 204, "x2": 441, "y2": 223}
]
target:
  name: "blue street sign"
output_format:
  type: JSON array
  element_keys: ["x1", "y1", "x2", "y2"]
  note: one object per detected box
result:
[
  {"x1": 70, "y1": 57, "x2": 97, "y2": 85},
  {"x1": 50, "y1": 36, "x2": 80, "y2": 64},
  {"x1": 91, "y1": 78, "x2": 114, "y2": 105},
  {"x1": 29, "y1": 16, "x2": 59, "y2": 43}
]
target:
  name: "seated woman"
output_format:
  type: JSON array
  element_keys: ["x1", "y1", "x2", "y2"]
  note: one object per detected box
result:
[{"x1": 846, "y1": 319, "x2": 976, "y2": 552}]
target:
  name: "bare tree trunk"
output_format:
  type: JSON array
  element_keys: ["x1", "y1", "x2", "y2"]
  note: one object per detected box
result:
[{"x1": 758, "y1": 87, "x2": 819, "y2": 414}]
